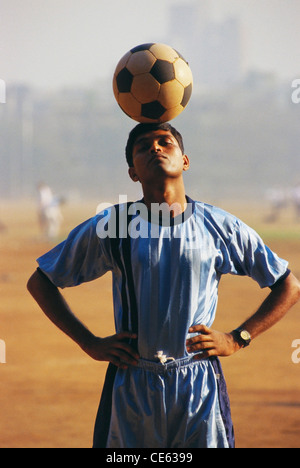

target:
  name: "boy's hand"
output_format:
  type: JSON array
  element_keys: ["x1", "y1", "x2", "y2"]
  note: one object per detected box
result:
[
  {"x1": 83, "y1": 332, "x2": 140, "y2": 369},
  {"x1": 186, "y1": 325, "x2": 241, "y2": 359}
]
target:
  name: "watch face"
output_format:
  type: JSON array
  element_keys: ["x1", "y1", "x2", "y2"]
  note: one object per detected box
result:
[{"x1": 241, "y1": 330, "x2": 251, "y2": 341}]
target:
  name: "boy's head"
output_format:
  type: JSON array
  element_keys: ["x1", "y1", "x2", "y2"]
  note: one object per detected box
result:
[{"x1": 125, "y1": 123, "x2": 185, "y2": 168}]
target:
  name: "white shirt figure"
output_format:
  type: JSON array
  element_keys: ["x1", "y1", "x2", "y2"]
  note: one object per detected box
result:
[
  {"x1": 37, "y1": 183, "x2": 63, "y2": 241},
  {"x1": 292, "y1": 184, "x2": 300, "y2": 219}
]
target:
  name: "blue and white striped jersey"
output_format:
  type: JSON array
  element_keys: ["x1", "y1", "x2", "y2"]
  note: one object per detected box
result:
[{"x1": 37, "y1": 198, "x2": 289, "y2": 361}]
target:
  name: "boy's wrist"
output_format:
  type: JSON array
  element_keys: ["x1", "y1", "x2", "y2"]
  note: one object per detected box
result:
[
  {"x1": 78, "y1": 331, "x2": 97, "y2": 354},
  {"x1": 230, "y1": 328, "x2": 252, "y2": 350}
]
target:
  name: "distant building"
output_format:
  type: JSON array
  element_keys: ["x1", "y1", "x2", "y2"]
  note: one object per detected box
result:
[
  {"x1": 0, "y1": 85, "x2": 34, "y2": 198},
  {"x1": 168, "y1": 2, "x2": 242, "y2": 88}
]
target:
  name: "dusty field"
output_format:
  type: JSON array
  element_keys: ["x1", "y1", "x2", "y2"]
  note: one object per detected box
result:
[{"x1": 0, "y1": 199, "x2": 300, "y2": 448}]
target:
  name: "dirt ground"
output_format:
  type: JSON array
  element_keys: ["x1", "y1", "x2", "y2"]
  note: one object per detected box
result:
[{"x1": 0, "y1": 199, "x2": 300, "y2": 448}]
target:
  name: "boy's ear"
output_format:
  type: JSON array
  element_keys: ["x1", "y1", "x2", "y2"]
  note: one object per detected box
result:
[
  {"x1": 183, "y1": 154, "x2": 190, "y2": 172},
  {"x1": 128, "y1": 167, "x2": 140, "y2": 182}
]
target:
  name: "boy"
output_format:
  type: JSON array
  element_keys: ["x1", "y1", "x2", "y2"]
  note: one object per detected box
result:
[{"x1": 27, "y1": 123, "x2": 300, "y2": 448}]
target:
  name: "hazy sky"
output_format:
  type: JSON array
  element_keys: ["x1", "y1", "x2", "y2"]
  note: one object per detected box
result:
[{"x1": 1, "y1": 0, "x2": 300, "y2": 90}]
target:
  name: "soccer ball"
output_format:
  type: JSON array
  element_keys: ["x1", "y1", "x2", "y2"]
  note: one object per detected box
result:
[{"x1": 113, "y1": 43, "x2": 193, "y2": 123}]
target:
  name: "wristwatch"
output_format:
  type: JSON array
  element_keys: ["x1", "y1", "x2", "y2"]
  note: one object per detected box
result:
[{"x1": 232, "y1": 328, "x2": 252, "y2": 348}]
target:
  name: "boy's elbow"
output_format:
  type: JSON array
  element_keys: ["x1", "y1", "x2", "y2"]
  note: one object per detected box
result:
[
  {"x1": 286, "y1": 273, "x2": 300, "y2": 303},
  {"x1": 27, "y1": 268, "x2": 57, "y2": 296},
  {"x1": 27, "y1": 270, "x2": 40, "y2": 295},
  {"x1": 27, "y1": 269, "x2": 51, "y2": 296},
  {"x1": 294, "y1": 277, "x2": 300, "y2": 302}
]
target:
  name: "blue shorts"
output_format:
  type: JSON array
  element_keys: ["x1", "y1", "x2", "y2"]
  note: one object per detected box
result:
[{"x1": 93, "y1": 356, "x2": 235, "y2": 449}]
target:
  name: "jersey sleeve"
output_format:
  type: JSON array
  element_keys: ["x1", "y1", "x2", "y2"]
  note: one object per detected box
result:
[
  {"x1": 37, "y1": 214, "x2": 115, "y2": 289},
  {"x1": 218, "y1": 217, "x2": 289, "y2": 289}
]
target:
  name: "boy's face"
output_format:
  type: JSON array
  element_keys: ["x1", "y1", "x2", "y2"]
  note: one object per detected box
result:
[{"x1": 128, "y1": 130, "x2": 190, "y2": 184}]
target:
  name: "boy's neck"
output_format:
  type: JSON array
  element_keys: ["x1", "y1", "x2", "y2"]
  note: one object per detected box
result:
[{"x1": 142, "y1": 180, "x2": 187, "y2": 218}]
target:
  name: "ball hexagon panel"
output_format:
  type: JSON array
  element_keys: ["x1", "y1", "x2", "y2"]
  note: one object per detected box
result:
[
  {"x1": 131, "y1": 74, "x2": 161, "y2": 104},
  {"x1": 127, "y1": 50, "x2": 157, "y2": 75},
  {"x1": 173, "y1": 58, "x2": 193, "y2": 87},
  {"x1": 149, "y1": 43, "x2": 179, "y2": 62},
  {"x1": 118, "y1": 93, "x2": 141, "y2": 119},
  {"x1": 159, "y1": 80, "x2": 184, "y2": 108}
]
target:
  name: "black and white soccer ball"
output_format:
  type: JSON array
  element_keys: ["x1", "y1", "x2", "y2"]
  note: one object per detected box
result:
[{"x1": 113, "y1": 43, "x2": 193, "y2": 123}]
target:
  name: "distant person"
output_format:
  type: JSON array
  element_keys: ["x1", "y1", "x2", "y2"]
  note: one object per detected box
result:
[
  {"x1": 37, "y1": 183, "x2": 63, "y2": 241},
  {"x1": 265, "y1": 187, "x2": 286, "y2": 223},
  {"x1": 292, "y1": 184, "x2": 300, "y2": 220},
  {"x1": 28, "y1": 123, "x2": 300, "y2": 448}
]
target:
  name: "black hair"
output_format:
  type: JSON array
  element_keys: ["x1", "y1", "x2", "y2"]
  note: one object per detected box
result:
[{"x1": 125, "y1": 122, "x2": 185, "y2": 168}]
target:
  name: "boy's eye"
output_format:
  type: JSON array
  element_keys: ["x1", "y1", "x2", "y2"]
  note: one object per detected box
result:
[
  {"x1": 136, "y1": 142, "x2": 150, "y2": 151},
  {"x1": 160, "y1": 139, "x2": 173, "y2": 146}
]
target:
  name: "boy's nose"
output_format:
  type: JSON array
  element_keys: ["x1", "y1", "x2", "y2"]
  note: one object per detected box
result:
[{"x1": 150, "y1": 142, "x2": 161, "y2": 153}]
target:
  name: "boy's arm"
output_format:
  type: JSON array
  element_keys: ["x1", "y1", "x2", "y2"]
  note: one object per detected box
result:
[
  {"x1": 27, "y1": 269, "x2": 139, "y2": 369},
  {"x1": 186, "y1": 273, "x2": 300, "y2": 358}
]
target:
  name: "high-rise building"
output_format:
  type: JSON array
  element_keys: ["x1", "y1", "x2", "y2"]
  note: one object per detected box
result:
[{"x1": 168, "y1": 2, "x2": 242, "y2": 87}]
